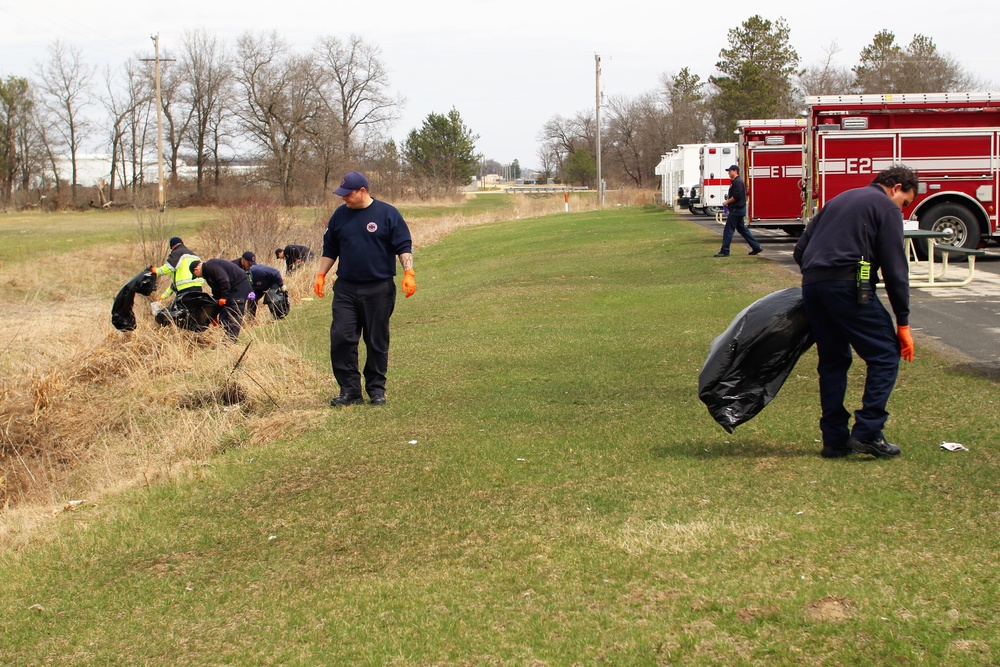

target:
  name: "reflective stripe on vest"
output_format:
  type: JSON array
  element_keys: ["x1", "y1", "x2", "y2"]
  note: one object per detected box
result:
[{"x1": 161, "y1": 253, "x2": 207, "y2": 298}]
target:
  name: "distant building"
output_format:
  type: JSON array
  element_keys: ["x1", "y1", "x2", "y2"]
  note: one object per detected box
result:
[{"x1": 45, "y1": 153, "x2": 260, "y2": 188}]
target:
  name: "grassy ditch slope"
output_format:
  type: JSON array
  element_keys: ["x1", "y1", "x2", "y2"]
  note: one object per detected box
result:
[{"x1": 2, "y1": 205, "x2": 999, "y2": 665}]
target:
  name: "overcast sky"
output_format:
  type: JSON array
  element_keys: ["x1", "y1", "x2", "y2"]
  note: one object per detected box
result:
[{"x1": 3, "y1": 0, "x2": 996, "y2": 170}]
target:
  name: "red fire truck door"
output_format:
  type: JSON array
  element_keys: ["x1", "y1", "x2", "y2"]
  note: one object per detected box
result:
[
  {"x1": 816, "y1": 134, "x2": 894, "y2": 207},
  {"x1": 748, "y1": 147, "x2": 803, "y2": 220}
]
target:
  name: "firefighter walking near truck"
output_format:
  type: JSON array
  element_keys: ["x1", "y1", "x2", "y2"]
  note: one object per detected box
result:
[
  {"x1": 793, "y1": 165, "x2": 917, "y2": 460},
  {"x1": 714, "y1": 165, "x2": 763, "y2": 257}
]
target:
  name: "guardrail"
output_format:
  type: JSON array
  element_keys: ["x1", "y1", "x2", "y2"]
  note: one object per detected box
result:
[{"x1": 503, "y1": 186, "x2": 591, "y2": 193}]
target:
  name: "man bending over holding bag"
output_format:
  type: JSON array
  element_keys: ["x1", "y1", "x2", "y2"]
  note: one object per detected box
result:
[{"x1": 793, "y1": 165, "x2": 918, "y2": 459}]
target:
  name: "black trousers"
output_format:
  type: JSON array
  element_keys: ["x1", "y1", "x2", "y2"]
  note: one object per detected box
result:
[
  {"x1": 219, "y1": 280, "x2": 253, "y2": 341},
  {"x1": 802, "y1": 280, "x2": 900, "y2": 446},
  {"x1": 330, "y1": 278, "x2": 396, "y2": 397}
]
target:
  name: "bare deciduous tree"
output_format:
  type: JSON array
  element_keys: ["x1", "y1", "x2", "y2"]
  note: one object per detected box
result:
[
  {"x1": 312, "y1": 34, "x2": 402, "y2": 162},
  {"x1": 604, "y1": 93, "x2": 667, "y2": 188},
  {"x1": 537, "y1": 111, "x2": 596, "y2": 182},
  {"x1": 101, "y1": 59, "x2": 155, "y2": 204},
  {"x1": 535, "y1": 143, "x2": 558, "y2": 182},
  {"x1": 234, "y1": 31, "x2": 320, "y2": 204},
  {"x1": 120, "y1": 59, "x2": 155, "y2": 195},
  {"x1": 36, "y1": 39, "x2": 95, "y2": 203},
  {"x1": 180, "y1": 29, "x2": 233, "y2": 196},
  {"x1": 156, "y1": 55, "x2": 194, "y2": 186},
  {"x1": 797, "y1": 43, "x2": 855, "y2": 98}
]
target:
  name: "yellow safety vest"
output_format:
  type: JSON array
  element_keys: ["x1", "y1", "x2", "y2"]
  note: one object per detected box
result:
[{"x1": 157, "y1": 253, "x2": 207, "y2": 299}]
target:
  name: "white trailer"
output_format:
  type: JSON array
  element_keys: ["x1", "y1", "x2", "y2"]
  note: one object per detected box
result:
[{"x1": 655, "y1": 143, "x2": 702, "y2": 210}]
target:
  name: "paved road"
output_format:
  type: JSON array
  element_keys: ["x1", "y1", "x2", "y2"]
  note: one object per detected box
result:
[{"x1": 681, "y1": 211, "x2": 1000, "y2": 376}]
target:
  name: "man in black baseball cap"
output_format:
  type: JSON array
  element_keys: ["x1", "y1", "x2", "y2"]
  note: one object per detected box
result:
[
  {"x1": 714, "y1": 164, "x2": 763, "y2": 257},
  {"x1": 233, "y1": 251, "x2": 256, "y2": 272}
]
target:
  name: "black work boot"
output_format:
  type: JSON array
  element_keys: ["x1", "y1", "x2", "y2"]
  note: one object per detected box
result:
[
  {"x1": 330, "y1": 393, "x2": 364, "y2": 407},
  {"x1": 820, "y1": 441, "x2": 853, "y2": 458},
  {"x1": 850, "y1": 435, "x2": 901, "y2": 458}
]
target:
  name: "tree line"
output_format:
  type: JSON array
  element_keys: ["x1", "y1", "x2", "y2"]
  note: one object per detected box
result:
[
  {"x1": 0, "y1": 30, "x2": 479, "y2": 210},
  {"x1": 536, "y1": 18, "x2": 983, "y2": 190},
  {"x1": 0, "y1": 19, "x2": 986, "y2": 210}
]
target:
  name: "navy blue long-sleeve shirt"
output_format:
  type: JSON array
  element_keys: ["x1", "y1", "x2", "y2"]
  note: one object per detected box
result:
[
  {"x1": 793, "y1": 183, "x2": 910, "y2": 326},
  {"x1": 727, "y1": 176, "x2": 746, "y2": 210},
  {"x1": 249, "y1": 264, "x2": 284, "y2": 292},
  {"x1": 322, "y1": 199, "x2": 413, "y2": 282},
  {"x1": 201, "y1": 258, "x2": 251, "y2": 301}
]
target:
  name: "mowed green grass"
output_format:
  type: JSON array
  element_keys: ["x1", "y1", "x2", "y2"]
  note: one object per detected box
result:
[
  {"x1": 0, "y1": 208, "x2": 207, "y2": 265},
  {"x1": 1, "y1": 205, "x2": 998, "y2": 665}
]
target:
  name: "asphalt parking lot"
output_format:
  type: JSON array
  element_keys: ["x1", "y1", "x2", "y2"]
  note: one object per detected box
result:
[{"x1": 681, "y1": 211, "x2": 1000, "y2": 376}]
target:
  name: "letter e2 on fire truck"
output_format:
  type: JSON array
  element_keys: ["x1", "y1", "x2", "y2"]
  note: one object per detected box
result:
[{"x1": 803, "y1": 92, "x2": 1000, "y2": 251}]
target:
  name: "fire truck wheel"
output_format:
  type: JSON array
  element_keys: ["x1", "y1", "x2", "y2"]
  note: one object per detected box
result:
[{"x1": 919, "y1": 203, "x2": 980, "y2": 258}]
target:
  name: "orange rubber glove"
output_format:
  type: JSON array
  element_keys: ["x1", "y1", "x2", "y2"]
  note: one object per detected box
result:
[
  {"x1": 897, "y1": 325, "x2": 914, "y2": 362},
  {"x1": 218, "y1": 298, "x2": 227, "y2": 307},
  {"x1": 402, "y1": 269, "x2": 416, "y2": 298},
  {"x1": 313, "y1": 272, "x2": 326, "y2": 298}
]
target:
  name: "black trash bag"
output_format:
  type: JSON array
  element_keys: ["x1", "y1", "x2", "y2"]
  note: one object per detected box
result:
[
  {"x1": 111, "y1": 270, "x2": 158, "y2": 331},
  {"x1": 262, "y1": 286, "x2": 290, "y2": 320},
  {"x1": 698, "y1": 287, "x2": 814, "y2": 433},
  {"x1": 154, "y1": 290, "x2": 220, "y2": 332}
]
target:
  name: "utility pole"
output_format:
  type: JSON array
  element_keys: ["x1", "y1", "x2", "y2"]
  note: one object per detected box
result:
[
  {"x1": 595, "y1": 54, "x2": 603, "y2": 206},
  {"x1": 140, "y1": 34, "x2": 173, "y2": 211},
  {"x1": 153, "y1": 34, "x2": 165, "y2": 210}
]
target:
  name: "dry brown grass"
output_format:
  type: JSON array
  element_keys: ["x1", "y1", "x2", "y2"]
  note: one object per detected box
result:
[
  {"x1": 0, "y1": 301, "x2": 328, "y2": 547},
  {"x1": 0, "y1": 213, "x2": 330, "y2": 547}
]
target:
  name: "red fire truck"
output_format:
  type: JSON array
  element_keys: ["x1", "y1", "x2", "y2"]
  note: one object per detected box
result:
[
  {"x1": 737, "y1": 118, "x2": 807, "y2": 235},
  {"x1": 804, "y1": 92, "x2": 1000, "y2": 249}
]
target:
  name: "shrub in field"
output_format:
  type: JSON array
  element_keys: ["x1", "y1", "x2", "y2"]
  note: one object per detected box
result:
[{"x1": 198, "y1": 200, "x2": 303, "y2": 261}]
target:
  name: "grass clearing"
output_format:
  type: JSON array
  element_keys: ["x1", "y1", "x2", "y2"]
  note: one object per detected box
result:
[{"x1": 1, "y1": 202, "x2": 998, "y2": 664}]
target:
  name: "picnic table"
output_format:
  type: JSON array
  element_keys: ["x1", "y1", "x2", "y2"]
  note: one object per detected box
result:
[{"x1": 903, "y1": 228, "x2": 985, "y2": 288}]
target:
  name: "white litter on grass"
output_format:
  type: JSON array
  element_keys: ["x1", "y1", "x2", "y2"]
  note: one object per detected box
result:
[
  {"x1": 940, "y1": 441, "x2": 969, "y2": 452},
  {"x1": 408, "y1": 439, "x2": 418, "y2": 445},
  {"x1": 268, "y1": 535, "x2": 277, "y2": 541},
  {"x1": 60, "y1": 499, "x2": 86, "y2": 513},
  {"x1": 516, "y1": 458, "x2": 526, "y2": 462}
]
